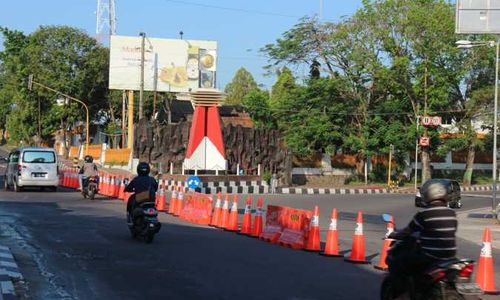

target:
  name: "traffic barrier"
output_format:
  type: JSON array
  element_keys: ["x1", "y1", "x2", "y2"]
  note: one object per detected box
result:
[
  {"x1": 475, "y1": 228, "x2": 498, "y2": 294},
  {"x1": 98, "y1": 172, "x2": 104, "y2": 193},
  {"x1": 259, "y1": 205, "x2": 285, "y2": 243},
  {"x1": 238, "y1": 197, "x2": 253, "y2": 235},
  {"x1": 251, "y1": 198, "x2": 264, "y2": 237},
  {"x1": 112, "y1": 176, "x2": 120, "y2": 198},
  {"x1": 304, "y1": 206, "x2": 320, "y2": 251},
  {"x1": 344, "y1": 211, "x2": 370, "y2": 264},
  {"x1": 156, "y1": 181, "x2": 167, "y2": 212},
  {"x1": 374, "y1": 214, "x2": 394, "y2": 270},
  {"x1": 174, "y1": 186, "x2": 185, "y2": 216},
  {"x1": 62, "y1": 169, "x2": 69, "y2": 187},
  {"x1": 278, "y1": 207, "x2": 312, "y2": 250},
  {"x1": 71, "y1": 169, "x2": 78, "y2": 189},
  {"x1": 218, "y1": 194, "x2": 230, "y2": 228},
  {"x1": 179, "y1": 192, "x2": 213, "y2": 225},
  {"x1": 226, "y1": 195, "x2": 239, "y2": 231},
  {"x1": 168, "y1": 186, "x2": 178, "y2": 214},
  {"x1": 320, "y1": 208, "x2": 342, "y2": 257},
  {"x1": 210, "y1": 192, "x2": 222, "y2": 227}
]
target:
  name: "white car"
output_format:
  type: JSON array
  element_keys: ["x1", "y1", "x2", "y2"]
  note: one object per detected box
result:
[{"x1": 4, "y1": 147, "x2": 59, "y2": 192}]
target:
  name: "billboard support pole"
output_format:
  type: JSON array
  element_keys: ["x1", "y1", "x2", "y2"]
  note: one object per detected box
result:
[
  {"x1": 127, "y1": 90, "x2": 134, "y2": 153},
  {"x1": 139, "y1": 32, "x2": 145, "y2": 120},
  {"x1": 122, "y1": 90, "x2": 126, "y2": 148}
]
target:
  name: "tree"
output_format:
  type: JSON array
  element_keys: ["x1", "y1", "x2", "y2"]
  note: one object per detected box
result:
[
  {"x1": 0, "y1": 26, "x2": 109, "y2": 145},
  {"x1": 242, "y1": 90, "x2": 275, "y2": 128},
  {"x1": 270, "y1": 67, "x2": 296, "y2": 109},
  {"x1": 224, "y1": 67, "x2": 258, "y2": 105}
]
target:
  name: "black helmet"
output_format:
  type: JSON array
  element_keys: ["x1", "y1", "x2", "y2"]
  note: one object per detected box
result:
[
  {"x1": 84, "y1": 155, "x2": 93, "y2": 163},
  {"x1": 137, "y1": 162, "x2": 150, "y2": 176}
]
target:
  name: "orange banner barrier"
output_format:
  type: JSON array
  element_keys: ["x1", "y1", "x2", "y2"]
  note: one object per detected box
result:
[
  {"x1": 259, "y1": 205, "x2": 286, "y2": 243},
  {"x1": 179, "y1": 192, "x2": 213, "y2": 225},
  {"x1": 278, "y1": 207, "x2": 312, "y2": 250}
]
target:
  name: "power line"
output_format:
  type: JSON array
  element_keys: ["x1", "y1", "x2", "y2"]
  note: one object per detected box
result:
[{"x1": 163, "y1": 0, "x2": 302, "y2": 19}]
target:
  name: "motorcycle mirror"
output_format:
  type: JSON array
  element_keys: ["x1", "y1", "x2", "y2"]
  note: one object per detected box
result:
[{"x1": 382, "y1": 213, "x2": 393, "y2": 223}]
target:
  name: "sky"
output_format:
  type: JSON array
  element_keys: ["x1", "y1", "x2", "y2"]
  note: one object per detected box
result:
[{"x1": 0, "y1": 0, "x2": 362, "y2": 89}]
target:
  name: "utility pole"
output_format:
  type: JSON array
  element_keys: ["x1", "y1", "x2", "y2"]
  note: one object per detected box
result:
[
  {"x1": 139, "y1": 32, "x2": 145, "y2": 120},
  {"x1": 414, "y1": 115, "x2": 420, "y2": 191},
  {"x1": 127, "y1": 90, "x2": 134, "y2": 151},
  {"x1": 492, "y1": 38, "x2": 499, "y2": 215},
  {"x1": 122, "y1": 90, "x2": 126, "y2": 148}
]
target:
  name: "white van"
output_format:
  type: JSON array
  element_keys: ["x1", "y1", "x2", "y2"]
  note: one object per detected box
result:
[{"x1": 4, "y1": 147, "x2": 59, "y2": 192}]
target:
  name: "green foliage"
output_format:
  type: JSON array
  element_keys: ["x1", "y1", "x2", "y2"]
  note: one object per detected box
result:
[
  {"x1": 262, "y1": 170, "x2": 272, "y2": 183},
  {"x1": 242, "y1": 90, "x2": 275, "y2": 128},
  {"x1": 224, "y1": 67, "x2": 258, "y2": 105},
  {"x1": 0, "y1": 25, "x2": 109, "y2": 144}
]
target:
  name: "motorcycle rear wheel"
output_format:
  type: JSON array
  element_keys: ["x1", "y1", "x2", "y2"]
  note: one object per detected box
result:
[
  {"x1": 88, "y1": 187, "x2": 95, "y2": 200},
  {"x1": 145, "y1": 232, "x2": 155, "y2": 244}
]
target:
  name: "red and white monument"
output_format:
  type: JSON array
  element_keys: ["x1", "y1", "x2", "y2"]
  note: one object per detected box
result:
[{"x1": 183, "y1": 89, "x2": 226, "y2": 171}]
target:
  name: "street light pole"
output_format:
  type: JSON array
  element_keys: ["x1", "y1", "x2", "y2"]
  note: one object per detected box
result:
[
  {"x1": 492, "y1": 38, "x2": 499, "y2": 215},
  {"x1": 28, "y1": 77, "x2": 90, "y2": 153},
  {"x1": 414, "y1": 115, "x2": 420, "y2": 191}
]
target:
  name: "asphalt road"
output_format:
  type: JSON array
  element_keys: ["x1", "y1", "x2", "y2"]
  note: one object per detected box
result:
[{"x1": 0, "y1": 184, "x2": 498, "y2": 299}]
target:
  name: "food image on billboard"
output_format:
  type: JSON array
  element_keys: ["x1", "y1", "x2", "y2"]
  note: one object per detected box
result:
[{"x1": 109, "y1": 35, "x2": 217, "y2": 92}]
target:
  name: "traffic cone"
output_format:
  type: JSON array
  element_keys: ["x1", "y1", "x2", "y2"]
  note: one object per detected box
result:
[
  {"x1": 320, "y1": 208, "x2": 343, "y2": 257},
  {"x1": 168, "y1": 186, "x2": 178, "y2": 214},
  {"x1": 305, "y1": 205, "x2": 321, "y2": 251},
  {"x1": 218, "y1": 194, "x2": 230, "y2": 229},
  {"x1": 174, "y1": 186, "x2": 185, "y2": 216},
  {"x1": 251, "y1": 198, "x2": 264, "y2": 237},
  {"x1": 475, "y1": 228, "x2": 498, "y2": 294},
  {"x1": 239, "y1": 196, "x2": 253, "y2": 235},
  {"x1": 98, "y1": 172, "x2": 103, "y2": 193},
  {"x1": 113, "y1": 176, "x2": 120, "y2": 198},
  {"x1": 156, "y1": 182, "x2": 167, "y2": 212},
  {"x1": 209, "y1": 192, "x2": 222, "y2": 227},
  {"x1": 118, "y1": 176, "x2": 125, "y2": 200},
  {"x1": 344, "y1": 211, "x2": 370, "y2": 264},
  {"x1": 226, "y1": 195, "x2": 239, "y2": 231},
  {"x1": 374, "y1": 215, "x2": 395, "y2": 270}
]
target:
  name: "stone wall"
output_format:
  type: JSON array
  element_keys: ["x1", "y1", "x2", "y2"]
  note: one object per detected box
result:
[{"x1": 134, "y1": 119, "x2": 290, "y2": 179}]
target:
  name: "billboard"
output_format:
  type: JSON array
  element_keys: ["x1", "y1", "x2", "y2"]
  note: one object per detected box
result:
[
  {"x1": 109, "y1": 35, "x2": 217, "y2": 92},
  {"x1": 456, "y1": 0, "x2": 500, "y2": 33}
]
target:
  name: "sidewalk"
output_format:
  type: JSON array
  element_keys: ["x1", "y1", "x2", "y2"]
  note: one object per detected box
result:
[{"x1": 456, "y1": 207, "x2": 500, "y2": 249}]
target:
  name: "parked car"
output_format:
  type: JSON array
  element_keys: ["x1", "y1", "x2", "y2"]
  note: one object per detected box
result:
[
  {"x1": 4, "y1": 147, "x2": 59, "y2": 192},
  {"x1": 415, "y1": 179, "x2": 462, "y2": 208}
]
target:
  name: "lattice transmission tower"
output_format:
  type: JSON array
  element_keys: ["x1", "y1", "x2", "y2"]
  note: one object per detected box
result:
[{"x1": 96, "y1": 0, "x2": 116, "y2": 45}]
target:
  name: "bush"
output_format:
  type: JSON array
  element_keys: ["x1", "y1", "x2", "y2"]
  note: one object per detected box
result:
[{"x1": 262, "y1": 170, "x2": 272, "y2": 183}]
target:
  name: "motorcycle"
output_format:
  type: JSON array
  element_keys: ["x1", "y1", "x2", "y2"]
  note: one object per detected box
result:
[
  {"x1": 128, "y1": 199, "x2": 161, "y2": 243},
  {"x1": 380, "y1": 213, "x2": 483, "y2": 300},
  {"x1": 82, "y1": 176, "x2": 98, "y2": 200}
]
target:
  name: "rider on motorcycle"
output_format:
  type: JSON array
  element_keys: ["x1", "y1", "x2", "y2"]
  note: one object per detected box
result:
[
  {"x1": 79, "y1": 155, "x2": 99, "y2": 192},
  {"x1": 125, "y1": 162, "x2": 158, "y2": 223},
  {"x1": 388, "y1": 179, "x2": 458, "y2": 298}
]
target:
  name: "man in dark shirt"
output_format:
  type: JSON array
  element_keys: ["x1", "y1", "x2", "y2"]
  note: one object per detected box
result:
[
  {"x1": 125, "y1": 162, "x2": 158, "y2": 221},
  {"x1": 388, "y1": 179, "x2": 457, "y2": 297}
]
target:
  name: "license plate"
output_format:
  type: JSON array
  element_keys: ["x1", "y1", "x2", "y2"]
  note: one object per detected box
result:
[
  {"x1": 32, "y1": 173, "x2": 46, "y2": 178},
  {"x1": 455, "y1": 283, "x2": 483, "y2": 295}
]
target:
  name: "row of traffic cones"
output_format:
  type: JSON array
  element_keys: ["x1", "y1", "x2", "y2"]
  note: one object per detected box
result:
[{"x1": 164, "y1": 186, "x2": 497, "y2": 294}]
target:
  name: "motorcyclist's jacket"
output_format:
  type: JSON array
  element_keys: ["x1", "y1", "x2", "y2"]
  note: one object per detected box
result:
[
  {"x1": 81, "y1": 162, "x2": 98, "y2": 177},
  {"x1": 408, "y1": 206, "x2": 457, "y2": 260},
  {"x1": 124, "y1": 176, "x2": 158, "y2": 202}
]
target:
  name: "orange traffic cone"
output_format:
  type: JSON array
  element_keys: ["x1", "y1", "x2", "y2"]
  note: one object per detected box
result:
[
  {"x1": 168, "y1": 186, "x2": 178, "y2": 214},
  {"x1": 218, "y1": 194, "x2": 230, "y2": 229},
  {"x1": 226, "y1": 195, "x2": 239, "y2": 231},
  {"x1": 239, "y1": 197, "x2": 253, "y2": 235},
  {"x1": 174, "y1": 186, "x2": 185, "y2": 216},
  {"x1": 305, "y1": 205, "x2": 321, "y2": 251},
  {"x1": 345, "y1": 211, "x2": 370, "y2": 264},
  {"x1": 320, "y1": 208, "x2": 342, "y2": 257},
  {"x1": 251, "y1": 198, "x2": 264, "y2": 237},
  {"x1": 156, "y1": 183, "x2": 167, "y2": 212},
  {"x1": 210, "y1": 193, "x2": 222, "y2": 227},
  {"x1": 475, "y1": 228, "x2": 498, "y2": 294},
  {"x1": 118, "y1": 176, "x2": 125, "y2": 200},
  {"x1": 98, "y1": 172, "x2": 103, "y2": 193},
  {"x1": 374, "y1": 215, "x2": 395, "y2": 270}
]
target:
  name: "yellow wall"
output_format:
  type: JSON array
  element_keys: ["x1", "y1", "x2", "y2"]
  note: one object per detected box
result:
[{"x1": 104, "y1": 148, "x2": 131, "y2": 165}]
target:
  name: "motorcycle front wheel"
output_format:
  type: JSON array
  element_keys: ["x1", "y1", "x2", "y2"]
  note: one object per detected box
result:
[
  {"x1": 380, "y1": 277, "x2": 396, "y2": 300},
  {"x1": 88, "y1": 186, "x2": 96, "y2": 200}
]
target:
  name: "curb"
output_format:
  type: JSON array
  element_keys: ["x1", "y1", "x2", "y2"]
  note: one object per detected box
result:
[
  {"x1": 274, "y1": 187, "x2": 415, "y2": 195},
  {"x1": 0, "y1": 246, "x2": 21, "y2": 300},
  {"x1": 460, "y1": 185, "x2": 492, "y2": 192}
]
